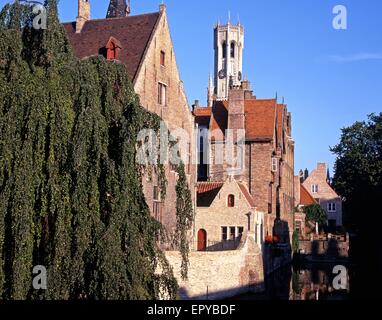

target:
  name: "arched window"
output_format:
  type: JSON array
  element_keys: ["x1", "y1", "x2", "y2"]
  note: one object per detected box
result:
[
  {"x1": 228, "y1": 194, "x2": 235, "y2": 208},
  {"x1": 230, "y1": 42, "x2": 235, "y2": 58},
  {"x1": 222, "y1": 41, "x2": 227, "y2": 59}
]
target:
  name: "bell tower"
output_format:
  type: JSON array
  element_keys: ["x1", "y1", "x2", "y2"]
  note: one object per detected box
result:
[
  {"x1": 214, "y1": 19, "x2": 244, "y2": 100},
  {"x1": 107, "y1": 0, "x2": 131, "y2": 18}
]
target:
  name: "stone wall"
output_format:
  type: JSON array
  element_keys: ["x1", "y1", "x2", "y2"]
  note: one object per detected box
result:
[
  {"x1": 299, "y1": 236, "x2": 349, "y2": 259},
  {"x1": 165, "y1": 233, "x2": 264, "y2": 300},
  {"x1": 195, "y1": 179, "x2": 263, "y2": 248},
  {"x1": 133, "y1": 7, "x2": 196, "y2": 240}
]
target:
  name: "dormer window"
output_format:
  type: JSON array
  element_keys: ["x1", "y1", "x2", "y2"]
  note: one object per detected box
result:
[{"x1": 105, "y1": 37, "x2": 122, "y2": 61}]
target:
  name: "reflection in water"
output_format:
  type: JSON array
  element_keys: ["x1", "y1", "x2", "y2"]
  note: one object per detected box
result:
[
  {"x1": 234, "y1": 264, "x2": 350, "y2": 300},
  {"x1": 291, "y1": 264, "x2": 350, "y2": 300}
]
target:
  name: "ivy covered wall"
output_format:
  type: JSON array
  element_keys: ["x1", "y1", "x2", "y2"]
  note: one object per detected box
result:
[{"x1": 0, "y1": 0, "x2": 192, "y2": 300}]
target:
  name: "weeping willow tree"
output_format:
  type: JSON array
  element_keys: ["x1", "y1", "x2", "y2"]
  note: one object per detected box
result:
[{"x1": 0, "y1": 0, "x2": 192, "y2": 300}]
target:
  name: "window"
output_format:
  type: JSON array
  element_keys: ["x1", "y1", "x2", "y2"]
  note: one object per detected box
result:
[
  {"x1": 238, "y1": 227, "x2": 244, "y2": 239},
  {"x1": 160, "y1": 50, "x2": 165, "y2": 67},
  {"x1": 222, "y1": 41, "x2": 227, "y2": 59},
  {"x1": 268, "y1": 184, "x2": 273, "y2": 213},
  {"x1": 228, "y1": 194, "x2": 235, "y2": 208},
  {"x1": 153, "y1": 202, "x2": 162, "y2": 222},
  {"x1": 230, "y1": 42, "x2": 235, "y2": 58},
  {"x1": 328, "y1": 203, "x2": 337, "y2": 212},
  {"x1": 271, "y1": 157, "x2": 278, "y2": 173},
  {"x1": 229, "y1": 227, "x2": 236, "y2": 241},
  {"x1": 158, "y1": 82, "x2": 167, "y2": 105},
  {"x1": 153, "y1": 186, "x2": 159, "y2": 201},
  {"x1": 222, "y1": 227, "x2": 228, "y2": 241},
  {"x1": 311, "y1": 184, "x2": 319, "y2": 193}
]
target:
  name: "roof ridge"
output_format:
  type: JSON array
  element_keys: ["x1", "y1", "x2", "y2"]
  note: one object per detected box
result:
[{"x1": 61, "y1": 11, "x2": 159, "y2": 25}]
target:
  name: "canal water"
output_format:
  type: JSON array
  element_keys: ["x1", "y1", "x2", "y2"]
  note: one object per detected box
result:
[{"x1": 234, "y1": 263, "x2": 351, "y2": 300}]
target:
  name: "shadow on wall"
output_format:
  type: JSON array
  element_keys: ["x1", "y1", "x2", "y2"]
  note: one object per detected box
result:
[
  {"x1": 178, "y1": 281, "x2": 265, "y2": 300},
  {"x1": 262, "y1": 218, "x2": 292, "y2": 276}
]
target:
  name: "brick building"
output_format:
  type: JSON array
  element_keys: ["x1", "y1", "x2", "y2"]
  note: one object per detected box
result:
[
  {"x1": 302, "y1": 163, "x2": 343, "y2": 228},
  {"x1": 195, "y1": 178, "x2": 265, "y2": 252},
  {"x1": 194, "y1": 20, "x2": 295, "y2": 246},
  {"x1": 63, "y1": 0, "x2": 196, "y2": 240}
]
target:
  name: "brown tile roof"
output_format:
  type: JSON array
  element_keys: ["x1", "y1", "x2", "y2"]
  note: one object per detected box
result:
[
  {"x1": 300, "y1": 184, "x2": 317, "y2": 206},
  {"x1": 62, "y1": 12, "x2": 160, "y2": 81},
  {"x1": 196, "y1": 182, "x2": 224, "y2": 207},
  {"x1": 244, "y1": 99, "x2": 277, "y2": 141},
  {"x1": 237, "y1": 183, "x2": 256, "y2": 208},
  {"x1": 193, "y1": 107, "x2": 212, "y2": 127}
]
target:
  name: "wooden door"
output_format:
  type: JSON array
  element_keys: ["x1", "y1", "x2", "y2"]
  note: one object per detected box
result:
[{"x1": 197, "y1": 229, "x2": 207, "y2": 251}]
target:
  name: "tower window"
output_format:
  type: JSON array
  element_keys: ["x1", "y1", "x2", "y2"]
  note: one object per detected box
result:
[
  {"x1": 222, "y1": 41, "x2": 227, "y2": 59},
  {"x1": 230, "y1": 42, "x2": 235, "y2": 58},
  {"x1": 160, "y1": 50, "x2": 165, "y2": 67}
]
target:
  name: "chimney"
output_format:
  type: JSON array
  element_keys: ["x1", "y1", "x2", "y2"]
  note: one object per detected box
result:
[{"x1": 76, "y1": 0, "x2": 90, "y2": 33}]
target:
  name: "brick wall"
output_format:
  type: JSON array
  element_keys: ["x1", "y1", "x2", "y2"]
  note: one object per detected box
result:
[
  {"x1": 133, "y1": 8, "x2": 196, "y2": 239},
  {"x1": 165, "y1": 233, "x2": 264, "y2": 300}
]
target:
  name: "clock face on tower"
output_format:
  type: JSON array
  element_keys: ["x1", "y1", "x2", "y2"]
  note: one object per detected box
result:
[{"x1": 218, "y1": 69, "x2": 226, "y2": 79}]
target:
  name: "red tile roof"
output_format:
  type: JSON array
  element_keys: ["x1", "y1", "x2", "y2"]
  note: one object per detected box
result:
[
  {"x1": 237, "y1": 183, "x2": 256, "y2": 208},
  {"x1": 207, "y1": 98, "x2": 277, "y2": 142},
  {"x1": 244, "y1": 99, "x2": 277, "y2": 141},
  {"x1": 63, "y1": 12, "x2": 160, "y2": 81},
  {"x1": 300, "y1": 184, "x2": 317, "y2": 206},
  {"x1": 196, "y1": 182, "x2": 224, "y2": 194},
  {"x1": 193, "y1": 107, "x2": 212, "y2": 117},
  {"x1": 196, "y1": 182, "x2": 224, "y2": 207}
]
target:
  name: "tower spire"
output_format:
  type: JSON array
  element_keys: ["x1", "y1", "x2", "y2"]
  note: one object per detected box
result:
[{"x1": 107, "y1": 0, "x2": 130, "y2": 18}]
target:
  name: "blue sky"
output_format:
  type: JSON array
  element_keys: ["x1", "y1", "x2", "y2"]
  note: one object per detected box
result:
[{"x1": 1, "y1": 0, "x2": 382, "y2": 174}]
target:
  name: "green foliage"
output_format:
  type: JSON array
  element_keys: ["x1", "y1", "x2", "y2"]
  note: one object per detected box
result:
[
  {"x1": 331, "y1": 113, "x2": 382, "y2": 225},
  {"x1": 304, "y1": 204, "x2": 327, "y2": 226},
  {"x1": 0, "y1": 0, "x2": 183, "y2": 300},
  {"x1": 174, "y1": 163, "x2": 193, "y2": 280},
  {"x1": 292, "y1": 230, "x2": 299, "y2": 253}
]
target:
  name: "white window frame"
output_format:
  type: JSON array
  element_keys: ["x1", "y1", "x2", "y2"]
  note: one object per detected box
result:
[
  {"x1": 271, "y1": 157, "x2": 278, "y2": 173},
  {"x1": 328, "y1": 202, "x2": 337, "y2": 212},
  {"x1": 311, "y1": 184, "x2": 318, "y2": 193}
]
